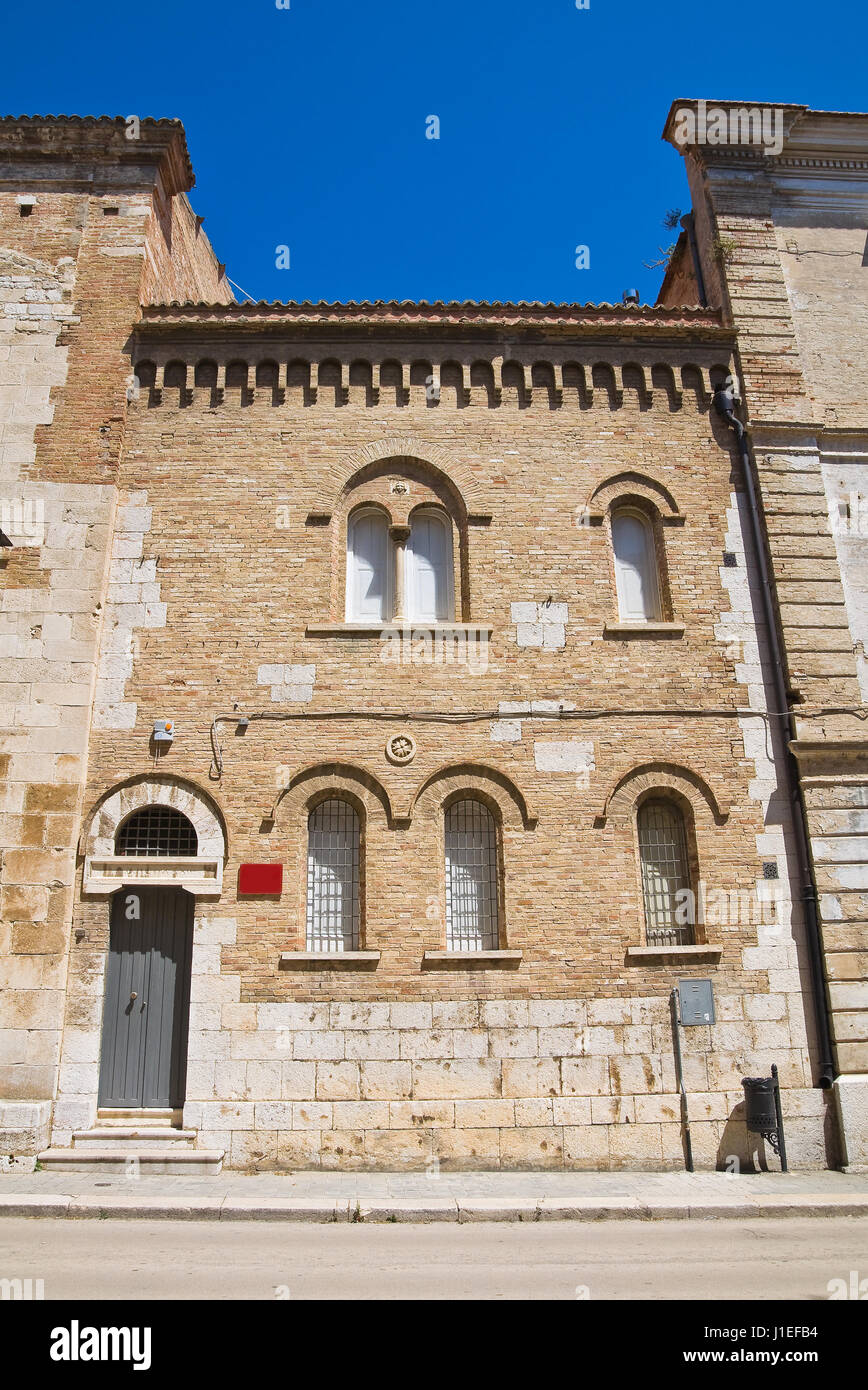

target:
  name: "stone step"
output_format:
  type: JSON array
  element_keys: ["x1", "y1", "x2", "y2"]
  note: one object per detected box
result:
[
  {"x1": 96, "y1": 1108, "x2": 182, "y2": 1128},
  {"x1": 72, "y1": 1128, "x2": 197, "y2": 1151},
  {"x1": 37, "y1": 1147, "x2": 224, "y2": 1176}
]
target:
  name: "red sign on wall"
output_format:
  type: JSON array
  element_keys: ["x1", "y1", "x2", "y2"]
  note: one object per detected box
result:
[{"x1": 238, "y1": 863, "x2": 283, "y2": 895}]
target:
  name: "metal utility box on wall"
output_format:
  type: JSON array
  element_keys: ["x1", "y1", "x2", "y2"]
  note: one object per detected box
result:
[
  {"x1": 152, "y1": 718, "x2": 175, "y2": 744},
  {"x1": 678, "y1": 978, "x2": 715, "y2": 1026}
]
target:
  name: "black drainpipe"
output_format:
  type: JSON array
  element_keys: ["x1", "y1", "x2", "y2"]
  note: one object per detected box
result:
[
  {"x1": 713, "y1": 384, "x2": 835, "y2": 1089},
  {"x1": 680, "y1": 213, "x2": 708, "y2": 309}
]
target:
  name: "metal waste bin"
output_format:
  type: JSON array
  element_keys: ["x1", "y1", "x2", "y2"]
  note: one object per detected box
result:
[
  {"x1": 741, "y1": 1066, "x2": 788, "y2": 1171},
  {"x1": 742, "y1": 1076, "x2": 777, "y2": 1133}
]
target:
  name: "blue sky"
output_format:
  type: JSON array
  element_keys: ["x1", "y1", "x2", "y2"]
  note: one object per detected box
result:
[{"x1": 5, "y1": 0, "x2": 865, "y2": 305}]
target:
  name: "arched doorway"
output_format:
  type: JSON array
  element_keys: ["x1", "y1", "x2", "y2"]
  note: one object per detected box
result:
[{"x1": 96, "y1": 804, "x2": 201, "y2": 1112}]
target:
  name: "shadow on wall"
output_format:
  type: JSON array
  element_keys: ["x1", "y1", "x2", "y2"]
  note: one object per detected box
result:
[
  {"x1": 716, "y1": 1098, "x2": 840, "y2": 1172},
  {"x1": 718, "y1": 1103, "x2": 771, "y2": 1172}
]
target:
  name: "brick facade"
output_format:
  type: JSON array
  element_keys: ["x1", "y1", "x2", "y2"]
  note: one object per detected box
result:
[{"x1": 0, "y1": 104, "x2": 864, "y2": 1171}]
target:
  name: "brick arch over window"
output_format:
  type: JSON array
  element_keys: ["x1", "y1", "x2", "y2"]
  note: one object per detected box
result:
[
  {"x1": 267, "y1": 762, "x2": 394, "y2": 829},
  {"x1": 330, "y1": 460, "x2": 468, "y2": 622},
  {"x1": 586, "y1": 470, "x2": 685, "y2": 524},
  {"x1": 308, "y1": 439, "x2": 491, "y2": 522},
  {"x1": 595, "y1": 762, "x2": 729, "y2": 828},
  {"x1": 407, "y1": 763, "x2": 537, "y2": 830},
  {"x1": 83, "y1": 775, "x2": 227, "y2": 860}
]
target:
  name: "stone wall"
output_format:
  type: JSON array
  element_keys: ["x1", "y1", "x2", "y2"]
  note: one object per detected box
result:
[
  {"x1": 53, "y1": 916, "x2": 830, "y2": 1171},
  {"x1": 0, "y1": 231, "x2": 114, "y2": 1151},
  {"x1": 3, "y1": 108, "x2": 857, "y2": 1171},
  {"x1": 0, "y1": 118, "x2": 232, "y2": 1154},
  {"x1": 50, "y1": 309, "x2": 833, "y2": 1168},
  {"x1": 663, "y1": 99, "x2": 868, "y2": 1169},
  {"x1": 179, "y1": 955, "x2": 828, "y2": 1173}
]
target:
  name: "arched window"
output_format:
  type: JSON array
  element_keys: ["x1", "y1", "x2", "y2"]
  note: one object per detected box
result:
[
  {"x1": 638, "y1": 798, "x2": 693, "y2": 945},
  {"x1": 406, "y1": 509, "x2": 453, "y2": 622},
  {"x1": 116, "y1": 806, "x2": 198, "y2": 857},
  {"x1": 306, "y1": 799, "x2": 361, "y2": 951},
  {"x1": 612, "y1": 508, "x2": 662, "y2": 622},
  {"x1": 346, "y1": 508, "x2": 392, "y2": 622},
  {"x1": 444, "y1": 798, "x2": 500, "y2": 951}
]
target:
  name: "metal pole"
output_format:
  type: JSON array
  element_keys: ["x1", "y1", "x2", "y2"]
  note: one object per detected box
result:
[
  {"x1": 671, "y1": 988, "x2": 693, "y2": 1172},
  {"x1": 771, "y1": 1063, "x2": 788, "y2": 1173}
]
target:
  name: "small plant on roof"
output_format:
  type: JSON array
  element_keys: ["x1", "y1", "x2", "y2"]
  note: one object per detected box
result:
[{"x1": 643, "y1": 244, "x2": 679, "y2": 271}]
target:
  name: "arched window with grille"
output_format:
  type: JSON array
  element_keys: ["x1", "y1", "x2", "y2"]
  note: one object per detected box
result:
[
  {"x1": 637, "y1": 798, "x2": 694, "y2": 945},
  {"x1": 346, "y1": 508, "x2": 392, "y2": 622},
  {"x1": 405, "y1": 509, "x2": 453, "y2": 622},
  {"x1": 306, "y1": 799, "x2": 361, "y2": 952},
  {"x1": 115, "y1": 806, "x2": 198, "y2": 857},
  {"x1": 612, "y1": 508, "x2": 662, "y2": 622},
  {"x1": 444, "y1": 798, "x2": 500, "y2": 951}
]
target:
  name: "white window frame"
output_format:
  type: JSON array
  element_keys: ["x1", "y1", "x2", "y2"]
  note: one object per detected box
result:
[
  {"x1": 405, "y1": 508, "x2": 454, "y2": 623},
  {"x1": 346, "y1": 506, "x2": 393, "y2": 622},
  {"x1": 612, "y1": 507, "x2": 662, "y2": 623}
]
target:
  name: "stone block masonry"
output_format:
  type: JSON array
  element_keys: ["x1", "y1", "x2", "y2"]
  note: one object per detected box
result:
[
  {"x1": 4, "y1": 105, "x2": 865, "y2": 1172},
  {"x1": 53, "y1": 296, "x2": 831, "y2": 1170},
  {"x1": 166, "y1": 919, "x2": 826, "y2": 1172},
  {"x1": 0, "y1": 118, "x2": 232, "y2": 1153},
  {"x1": 662, "y1": 98, "x2": 868, "y2": 1169}
]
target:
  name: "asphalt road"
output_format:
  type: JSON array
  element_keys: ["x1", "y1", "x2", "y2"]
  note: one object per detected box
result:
[{"x1": 1, "y1": 1216, "x2": 865, "y2": 1300}]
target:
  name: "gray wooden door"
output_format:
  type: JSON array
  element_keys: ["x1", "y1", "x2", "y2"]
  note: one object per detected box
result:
[{"x1": 98, "y1": 887, "x2": 194, "y2": 1109}]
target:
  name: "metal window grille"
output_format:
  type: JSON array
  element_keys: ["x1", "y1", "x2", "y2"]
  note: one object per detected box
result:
[
  {"x1": 306, "y1": 799, "x2": 360, "y2": 952},
  {"x1": 115, "y1": 806, "x2": 198, "y2": 857},
  {"x1": 444, "y1": 799, "x2": 500, "y2": 951},
  {"x1": 638, "y1": 798, "x2": 693, "y2": 945}
]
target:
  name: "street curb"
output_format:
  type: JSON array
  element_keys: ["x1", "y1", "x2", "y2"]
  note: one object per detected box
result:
[
  {"x1": 2, "y1": 1194, "x2": 867, "y2": 1222},
  {"x1": 0, "y1": 1196, "x2": 71, "y2": 1218}
]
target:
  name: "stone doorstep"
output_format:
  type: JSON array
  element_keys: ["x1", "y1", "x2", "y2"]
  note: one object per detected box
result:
[
  {"x1": 34, "y1": 1106, "x2": 208, "y2": 1168},
  {"x1": 96, "y1": 1108, "x2": 183, "y2": 1128},
  {"x1": 71, "y1": 1129, "x2": 198, "y2": 1151},
  {"x1": 35, "y1": 1148, "x2": 224, "y2": 1176}
]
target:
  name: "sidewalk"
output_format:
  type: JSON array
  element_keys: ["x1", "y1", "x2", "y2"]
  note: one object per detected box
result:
[{"x1": 1, "y1": 1167, "x2": 867, "y2": 1222}]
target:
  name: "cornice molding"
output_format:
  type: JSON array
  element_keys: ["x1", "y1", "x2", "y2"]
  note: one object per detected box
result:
[
  {"x1": 0, "y1": 115, "x2": 194, "y2": 195},
  {"x1": 136, "y1": 300, "x2": 731, "y2": 346}
]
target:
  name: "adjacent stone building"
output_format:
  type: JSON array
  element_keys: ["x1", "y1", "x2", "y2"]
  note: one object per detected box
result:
[
  {"x1": 660, "y1": 100, "x2": 868, "y2": 1170},
  {"x1": 0, "y1": 102, "x2": 864, "y2": 1173}
]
